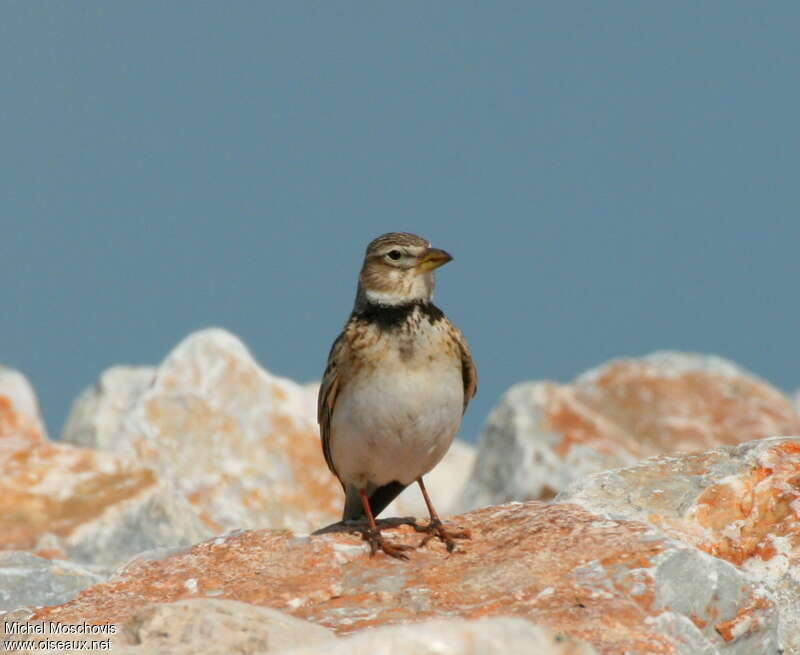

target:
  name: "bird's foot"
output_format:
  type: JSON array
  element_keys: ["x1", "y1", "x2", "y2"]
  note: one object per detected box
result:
[
  {"x1": 414, "y1": 518, "x2": 471, "y2": 553},
  {"x1": 362, "y1": 527, "x2": 415, "y2": 560}
]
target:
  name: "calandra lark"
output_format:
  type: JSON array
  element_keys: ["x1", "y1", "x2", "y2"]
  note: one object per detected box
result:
[{"x1": 318, "y1": 232, "x2": 477, "y2": 559}]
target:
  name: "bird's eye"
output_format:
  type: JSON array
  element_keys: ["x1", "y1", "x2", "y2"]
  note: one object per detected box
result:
[{"x1": 387, "y1": 250, "x2": 402, "y2": 260}]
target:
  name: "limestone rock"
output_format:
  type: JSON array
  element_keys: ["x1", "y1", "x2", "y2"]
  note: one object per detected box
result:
[
  {"x1": 458, "y1": 352, "x2": 800, "y2": 510},
  {"x1": 0, "y1": 434, "x2": 211, "y2": 567},
  {"x1": 0, "y1": 367, "x2": 205, "y2": 567},
  {"x1": 29, "y1": 502, "x2": 778, "y2": 654},
  {"x1": 278, "y1": 617, "x2": 598, "y2": 655},
  {"x1": 0, "y1": 365, "x2": 47, "y2": 443},
  {"x1": 62, "y1": 482, "x2": 211, "y2": 567},
  {"x1": 62, "y1": 328, "x2": 342, "y2": 535},
  {"x1": 0, "y1": 368, "x2": 159, "y2": 560},
  {"x1": 115, "y1": 599, "x2": 336, "y2": 654},
  {"x1": 1, "y1": 599, "x2": 335, "y2": 655},
  {"x1": 0, "y1": 433, "x2": 155, "y2": 555},
  {"x1": 5, "y1": 329, "x2": 470, "y2": 570},
  {"x1": 62, "y1": 366, "x2": 156, "y2": 449},
  {"x1": 558, "y1": 436, "x2": 800, "y2": 654},
  {"x1": 0, "y1": 551, "x2": 105, "y2": 612}
]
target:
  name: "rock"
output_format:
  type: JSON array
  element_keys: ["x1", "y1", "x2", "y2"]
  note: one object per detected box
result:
[
  {"x1": 0, "y1": 368, "x2": 159, "y2": 560},
  {"x1": 60, "y1": 331, "x2": 477, "y2": 533},
  {"x1": 278, "y1": 616, "x2": 599, "y2": 655},
  {"x1": 384, "y1": 440, "x2": 476, "y2": 518},
  {"x1": 0, "y1": 365, "x2": 47, "y2": 443},
  {"x1": 61, "y1": 366, "x2": 156, "y2": 449},
  {"x1": 458, "y1": 352, "x2": 800, "y2": 510},
  {"x1": 115, "y1": 599, "x2": 336, "y2": 654},
  {"x1": 0, "y1": 599, "x2": 335, "y2": 655},
  {"x1": 62, "y1": 328, "x2": 342, "y2": 535},
  {"x1": 28, "y1": 502, "x2": 778, "y2": 654},
  {"x1": 0, "y1": 367, "x2": 204, "y2": 567},
  {"x1": 0, "y1": 551, "x2": 105, "y2": 612},
  {"x1": 558, "y1": 436, "x2": 800, "y2": 654},
  {"x1": 6, "y1": 605, "x2": 594, "y2": 655},
  {"x1": 62, "y1": 482, "x2": 211, "y2": 567},
  {"x1": 7, "y1": 329, "x2": 475, "y2": 569},
  {"x1": 0, "y1": 434, "x2": 206, "y2": 565}
]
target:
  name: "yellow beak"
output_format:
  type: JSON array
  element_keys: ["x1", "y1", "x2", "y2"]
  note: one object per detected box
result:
[{"x1": 416, "y1": 247, "x2": 453, "y2": 273}]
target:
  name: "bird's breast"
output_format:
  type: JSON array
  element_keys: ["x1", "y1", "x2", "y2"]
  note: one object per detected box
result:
[
  {"x1": 348, "y1": 314, "x2": 459, "y2": 372},
  {"x1": 330, "y1": 320, "x2": 464, "y2": 487}
]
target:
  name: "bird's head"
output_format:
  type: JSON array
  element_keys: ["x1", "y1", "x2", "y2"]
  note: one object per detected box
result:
[{"x1": 356, "y1": 232, "x2": 453, "y2": 307}]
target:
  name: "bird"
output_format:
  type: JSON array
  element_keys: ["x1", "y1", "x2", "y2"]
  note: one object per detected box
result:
[{"x1": 318, "y1": 232, "x2": 477, "y2": 559}]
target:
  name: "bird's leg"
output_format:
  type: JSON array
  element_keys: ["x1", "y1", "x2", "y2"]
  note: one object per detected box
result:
[
  {"x1": 358, "y1": 488, "x2": 414, "y2": 560},
  {"x1": 414, "y1": 477, "x2": 471, "y2": 552}
]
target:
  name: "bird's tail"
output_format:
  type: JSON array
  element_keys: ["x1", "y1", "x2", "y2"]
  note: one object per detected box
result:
[{"x1": 342, "y1": 481, "x2": 408, "y2": 521}]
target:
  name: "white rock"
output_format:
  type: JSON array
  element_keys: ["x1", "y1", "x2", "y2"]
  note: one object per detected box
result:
[
  {"x1": 16, "y1": 599, "x2": 336, "y2": 655},
  {"x1": 456, "y1": 352, "x2": 800, "y2": 512},
  {"x1": 65, "y1": 328, "x2": 341, "y2": 535},
  {"x1": 558, "y1": 437, "x2": 800, "y2": 655},
  {"x1": 0, "y1": 365, "x2": 47, "y2": 439},
  {"x1": 275, "y1": 617, "x2": 599, "y2": 655},
  {"x1": 119, "y1": 599, "x2": 335, "y2": 654},
  {"x1": 63, "y1": 482, "x2": 211, "y2": 567},
  {"x1": 62, "y1": 366, "x2": 155, "y2": 449},
  {"x1": 455, "y1": 381, "x2": 636, "y2": 512},
  {"x1": 0, "y1": 551, "x2": 105, "y2": 612}
]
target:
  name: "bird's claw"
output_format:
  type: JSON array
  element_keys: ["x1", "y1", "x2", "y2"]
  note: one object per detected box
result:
[
  {"x1": 363, "y1": 527, "x2": 415, "y2": 560},
  {"x1": 414, "y1": 519, "x2": 471, "y2": 553}
]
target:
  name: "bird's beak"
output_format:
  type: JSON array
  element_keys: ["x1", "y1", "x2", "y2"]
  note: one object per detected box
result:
[{"x1": 416, "y1": 247, "x2": 453, "y2": 273}]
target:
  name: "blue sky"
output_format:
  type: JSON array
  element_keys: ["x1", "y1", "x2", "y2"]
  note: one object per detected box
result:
[{"x1": 3, "y1": 2, "x2": 799, "y2": 440}]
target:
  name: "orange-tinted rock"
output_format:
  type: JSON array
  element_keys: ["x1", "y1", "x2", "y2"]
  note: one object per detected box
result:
[
  {"x1": 26, "y1": 502, "x2": 778, "y2": 654},
  {"x1": 0, "y1": 366, "x2": 47, "y2": 444},
  {"x1": 0, "y1": 368, "x2": 158, "y2": 558},
  {"x1": 60, "y1": 328, "x2": 475, "y2": 536},
  {"x1": 4, "y1": 327, "x2": 469, "y2": 569},
  {"x1": 0, "y1": 438, "x2": 156, "y2": 554},
  {"x1": 459, "y1": 352, "x2": 800, "y2": 510},
  {"x1": 59, "y1": 329, "x2": 343, "y2": 534},
  {"x1": 559, "y1": 437, "x2": 800, "y2": 654},
  {"x1": 0, "y1": 367, "x2": 207, "y2": 570}
]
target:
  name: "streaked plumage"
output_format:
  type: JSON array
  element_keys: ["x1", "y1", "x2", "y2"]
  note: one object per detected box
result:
[{"x1": 318, "y1": 232, "x2": 476, "y2": 558}]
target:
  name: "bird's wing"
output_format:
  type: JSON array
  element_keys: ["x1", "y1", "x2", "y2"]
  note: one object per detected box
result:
[
  {"x1": 317, "y1": 331, "x2": 345, "y2": 489},
  {"x1": 453, "y1": 325, "x2": 477, "y2": 413}
]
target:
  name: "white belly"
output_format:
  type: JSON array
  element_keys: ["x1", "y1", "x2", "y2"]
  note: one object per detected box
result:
[{"x1": 330, "y1": 362, "x2": 463, "y2": 488}]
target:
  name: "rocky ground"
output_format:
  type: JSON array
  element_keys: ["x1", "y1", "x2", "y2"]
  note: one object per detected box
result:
[{"x1": 1, "y1": 329, "x2": 798, "y2": 654}]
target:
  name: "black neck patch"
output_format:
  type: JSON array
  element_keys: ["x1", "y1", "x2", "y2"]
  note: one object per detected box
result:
[{"x1": 353, "y1": 300, "x2": 444, "y2": 330}]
